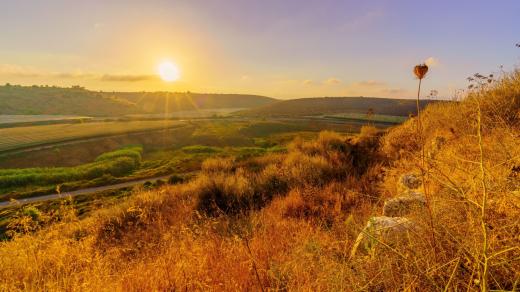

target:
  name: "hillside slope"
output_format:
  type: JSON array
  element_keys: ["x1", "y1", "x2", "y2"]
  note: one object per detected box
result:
[
  {"x1": 240, "y1": 96, "x2": 437, "y2": 117},
  {"x1": 0, "y1": 85, "x2": 277, "y2": 116},
  {"x1": 0, "y1": 71, "x2": 518, "y2": 290},
  {"x1": 0, "y1": 85, "x2": 136, "y2": 116}
]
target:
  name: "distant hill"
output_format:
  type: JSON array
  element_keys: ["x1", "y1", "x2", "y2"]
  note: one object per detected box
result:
[
  {"x1": 0, "y1": 85, "x2": 136, "y2": 116},
  {"x1": 106, "y1": 92, "x2": 276, "y2": 114},
  {"x1": 0, "y1": 85, "x2": 277, "y2": 116},
  {"x1": 239, "y1": 96, "x2": 438, "y2": 117}
]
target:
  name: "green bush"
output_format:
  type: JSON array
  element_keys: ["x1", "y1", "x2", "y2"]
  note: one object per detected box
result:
[
  {"x1": 0, "y1": 147, "x2": 142, "y2": 189},
  {"x1": 94, "y1": 146, "x2": 143, "y2": 163}
]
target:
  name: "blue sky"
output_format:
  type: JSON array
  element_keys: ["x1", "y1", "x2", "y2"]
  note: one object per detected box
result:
[{"x1": 1, "y1": 0, "x2": 519, "y2": 99}]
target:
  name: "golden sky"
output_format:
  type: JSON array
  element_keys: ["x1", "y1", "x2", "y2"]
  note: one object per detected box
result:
[{"x1": 1, "y1": 1, "x2": 519, "y2": 99}]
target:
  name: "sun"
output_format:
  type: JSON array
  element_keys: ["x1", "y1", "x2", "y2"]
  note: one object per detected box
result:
[{"x1": 157, "y1": 61, "x2": 180, "y2": 82}]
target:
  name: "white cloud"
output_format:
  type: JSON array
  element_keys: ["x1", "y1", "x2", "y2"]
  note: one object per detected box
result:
[
  {"x1": 302, "y1": 79, "x2": 313, "y2": 85},
  {"x1": 100, "y1": 74, "x2": 156, "y2": 82},
  {"x1": 0, "y1": 64, "x2": 42, "y2": 77},
  {"x1": 424, "y1": 57, "x2": 439, "y2": 67},
  {"x1": 380, "y1": 87, "x2": 409, "y2": 97},
  {"x1": 355, "y1": 80, "x2": 386, "y2": 87},
  {"x1": 323, "y1": 77, "x2": 341, "y2": 85},
  {"x1": 0, "y1": 64, "x2": 155, "y2": 82}
]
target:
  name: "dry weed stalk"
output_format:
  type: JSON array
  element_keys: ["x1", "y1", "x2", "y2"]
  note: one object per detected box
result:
[
  {"x1": 413, "y1": 63, "x2": 438, "y2": 257},
  {"x1": 476, "y1": 100, "x2": 489, "y2": 292}
]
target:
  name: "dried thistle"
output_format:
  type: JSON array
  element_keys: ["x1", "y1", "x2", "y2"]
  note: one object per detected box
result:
[
  {"x1": 414, "y1": 64, "x2": 429, "y2": 80},
  {"x1": 413, "y1": 63, "x2": 429, "y2": 119}
]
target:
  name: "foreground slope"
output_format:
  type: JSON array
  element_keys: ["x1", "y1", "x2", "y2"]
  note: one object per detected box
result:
[{"x1": 0, "y1": 71, "x2": 519, "y2": 290}]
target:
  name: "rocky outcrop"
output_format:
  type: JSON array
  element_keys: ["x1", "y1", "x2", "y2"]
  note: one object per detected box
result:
[
  {"x1": 428, "y1": 136, "x2": 447, "y2": 158},
  {"x1": 350, "y1": 216, "x2": 414, "y2": 258},
  {"x1": 350, "y1": 173, "x2": 426, "y2": 257},
  {"x1": 383, "y1": 193, "x2": 426, "y2": 217},
  {"x1": 399, "y1": 173, "x2": 422, "y2": 190}
]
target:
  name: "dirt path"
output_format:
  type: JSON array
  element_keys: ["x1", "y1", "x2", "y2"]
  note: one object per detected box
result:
[{"x1": 0, "y1": 175, "x2": 171, "y2": 209}]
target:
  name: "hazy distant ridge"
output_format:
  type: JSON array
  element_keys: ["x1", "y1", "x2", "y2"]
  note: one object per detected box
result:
[
  {"x1": 0, "y1": 84, "x2": 277, "y2": 116},
  {"x1": 240, "y1": 96, "x2": 438, "y2": 117}
]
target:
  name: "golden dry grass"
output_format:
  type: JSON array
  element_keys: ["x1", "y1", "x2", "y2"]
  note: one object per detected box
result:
[{"x1": 0, "y1": 70, "x2": 519, "y2": 291}]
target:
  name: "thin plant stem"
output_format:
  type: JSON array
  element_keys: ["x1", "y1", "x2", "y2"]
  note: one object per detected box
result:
[
  {"x1": 416, "y1": 77, "x2": 438, "y2": 258},
  {"x1": 476, "y1": 100, "x2": 489, "y2": 292},
  {"x1": 244, "y1": 237, "x2": 265, "y2": 292},
  {"x1": 416, "y1": 78, "x2": 422, "y2": 122}
]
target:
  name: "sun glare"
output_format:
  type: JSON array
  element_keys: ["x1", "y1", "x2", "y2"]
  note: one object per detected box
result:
[{"x1": 157, "y1": 61, "x2": 180, "y2": 82}]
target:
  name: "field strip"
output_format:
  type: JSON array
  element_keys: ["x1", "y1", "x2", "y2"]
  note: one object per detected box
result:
[
  {"x1": 0, "y1": 124, "x2": 192, "y2": 158},
  {"x1": 0, "y1": 120, "x2": 185, "y2": 153}
]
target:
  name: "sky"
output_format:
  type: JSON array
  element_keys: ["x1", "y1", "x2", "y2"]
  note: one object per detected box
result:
[{"x1": 1, "y1": 0, "x2": 519, "y2": 99}]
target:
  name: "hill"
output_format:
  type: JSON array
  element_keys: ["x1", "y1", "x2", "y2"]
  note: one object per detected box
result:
[
  {"x1": 0, "y1": 71, "x2": 520, "y2": 291},
  {"x1": 0, "y1": 85, "x2": 136, "y2": 116},
  {"x1": 239, "y1": 96, "x2": 438, "y2": 117},
  {"x1": 104, "y1": 92, "x2": 276, "y2": 114},
  {"x1": 0, "y1": 84, "x2": 277, "y2": 116},
  {"x1": 0, "y1": 72, "x2": 518, "y2": 290}
]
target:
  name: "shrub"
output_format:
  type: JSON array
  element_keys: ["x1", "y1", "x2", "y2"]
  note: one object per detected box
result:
[
  {"x1": 167, "y1": 174, "x2": 184, "y2": 184},
  {"x1": 192, "y1": 171, "x2": 254, "y2": 216},
  {"x1": 358, "y1": 125, "x2": 379, "y2": 139},
  {"x1": 283, "y1": 151, "x2": 334, "y2": 186},
  {"x1": 201, "y1": 157, "x2": 235, "y2": 173},
  {"x1": 94, "y1": 146, "x2": 143, "y2": 163},
  {"x1": 254, "y1": 164, "x2": 289, "y2": 202},
  {"x1": 279, "y1": 182, "x2": 368, "y2": 226}
]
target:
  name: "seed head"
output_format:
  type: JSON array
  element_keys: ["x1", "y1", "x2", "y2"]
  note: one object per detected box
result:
[{"x1": 414, "y1": 64, "x2": 429, "y2": 80}]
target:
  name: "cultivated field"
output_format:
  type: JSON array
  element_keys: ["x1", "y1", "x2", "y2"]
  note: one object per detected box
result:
[
  {"x1": 0, "y1": 115, "x2": 91, "y2": 125},
  {"x1": 0, "y1": 120, "x2": 184, "y2": 152}
]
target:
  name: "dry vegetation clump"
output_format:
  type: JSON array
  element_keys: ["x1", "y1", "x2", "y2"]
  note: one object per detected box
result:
[
  {"x1": 379, "y1": 70, "x2": 520, "y2": 290},
  {"x1": 192, "y1": 170, "x2": 255, "y2": 216},
  {"x1": 278, "y1": 182, "x2": 373, "y2": 227},
  {"x1": 1, "y1": 70, "x2": 519, "y2": 290},
  {"x1": 194, "y1": 130, "x2": 381, "y2": 217},
  {"x1": 200, "y1": 156, "x2": 235, "y2": 173}
]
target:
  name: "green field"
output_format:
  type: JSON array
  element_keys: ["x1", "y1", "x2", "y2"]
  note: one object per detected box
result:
[
  {"x1": 0, "y1": 114, "x2": 91, "y2": 125},
  {"x1": 0, "y1": 120, "x2": 183, "y2": 152},
  {"x1": 0, "y1": 118, "x2": 372, "y2": 202}
]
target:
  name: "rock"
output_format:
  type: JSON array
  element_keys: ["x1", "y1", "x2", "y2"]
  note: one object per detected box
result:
[
  {"x1": 400, "y1": 173, "x2": 422, "y2": 190},
  {"x1": 350, "y1": 216, "x2": 415, "y2": 258},
  {"x1": 428, "y1": 136, "x2": 447, "y2": 158},
  {"x1": 383, "y1": 193, "x2": 427, "y2": 217}
]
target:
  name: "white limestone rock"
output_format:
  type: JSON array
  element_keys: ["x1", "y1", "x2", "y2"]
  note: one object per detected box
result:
[
  {"x1": 400, "y1": 173, "x2": 422, "y2": 190},
  {"x1": 350, "y1": 216, "x2": 415, "y2": 258},
  {"x1": 383, "y1": 193, "x2": 427, "y2": 217}
]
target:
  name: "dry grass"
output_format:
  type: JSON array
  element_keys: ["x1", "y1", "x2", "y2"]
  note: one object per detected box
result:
[{"x1": 1, "y1": 71, "x2": 519, "y2": 290}]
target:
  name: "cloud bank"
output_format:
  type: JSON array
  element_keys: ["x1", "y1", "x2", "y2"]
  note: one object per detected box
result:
[{"x1": 0, "y1": 64, "x2": 156, "y2": 83}]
